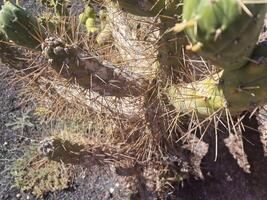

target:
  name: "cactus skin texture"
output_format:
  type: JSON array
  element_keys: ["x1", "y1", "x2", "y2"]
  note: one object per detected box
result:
[
  {"x1": 181, "y1": 0, "x2": 267, "y2": 70},
  {"x1": 0, "y1": 2, "x2": 45, "y2": 50},
  {"x1": 168, "y1": 41, "x2": 267, "y2": 116}
]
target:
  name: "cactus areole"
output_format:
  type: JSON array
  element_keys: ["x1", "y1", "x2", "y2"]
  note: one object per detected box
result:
[{"x1": 0, "y1": 2, "x2": 45, "y2": 50}]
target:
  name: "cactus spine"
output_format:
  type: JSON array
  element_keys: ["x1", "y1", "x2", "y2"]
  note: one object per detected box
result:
[
  {"x1": 0, "y1": 1, "x2": 45, "y2": 50},
  {"x1": 168, "y1": 72, "x2": 226, "y2": 116}
]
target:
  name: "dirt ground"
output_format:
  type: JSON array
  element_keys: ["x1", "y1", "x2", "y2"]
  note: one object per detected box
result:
[{"x1": 173, "y1": 115, "x2": 267, "y2": 200}]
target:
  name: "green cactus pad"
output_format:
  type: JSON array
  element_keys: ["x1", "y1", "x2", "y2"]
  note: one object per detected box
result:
[
  {"x1": 0, "y1": 1, "x2": 45, "y2": 50},
  {"x1": 182, "y1": 0, "x2": 267, "y2": 70}
]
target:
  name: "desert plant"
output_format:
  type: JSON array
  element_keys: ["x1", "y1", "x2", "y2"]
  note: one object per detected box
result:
[
  {"x1": 2, "y1": 0, "x2": 267, "y2": 197},
  {"x1": 11, "y1": 146, "x2": 71, "y2": 197}
]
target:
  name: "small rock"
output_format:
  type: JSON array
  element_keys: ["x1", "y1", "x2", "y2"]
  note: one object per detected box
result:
[
  {"x1": 16, "y1": 193, "x2": 21, "y2": 199},
  {"x1": 109, "y1": 187, "x2": 115, "y2": 193},
  {"x1": 3, "y1": 141, "x2": 8, "y2": 146}
]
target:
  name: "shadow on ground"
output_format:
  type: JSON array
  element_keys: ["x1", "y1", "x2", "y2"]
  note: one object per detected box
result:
[{"x1": 173, "y1": 115, "x2": 267, "y2": 200}]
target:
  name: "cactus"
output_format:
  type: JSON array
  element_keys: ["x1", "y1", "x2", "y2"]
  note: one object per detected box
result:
[
  {"x1": 176, "y1": 0, "x2": 267, "y2": 70},
  {"x1": 3, "y1": 1, "x2": 267, "y2": 196},
  {"x1": 79, "y1": 6, "x2": 112, "y2": 44},
  {"x1": 79, "y1": 5, "x2": 95, "y2": 24},
  {"x1": 0, "y1": 1, "x2": 45, "y2": 50},
  {"x1": 79, "y1": 5, "x2": 99, "y2": 33},
  {"x1": 220, "y1": 42, "x2": 267, "y2": 113},
  {"x1": 168, "y1": 41, "x2": 267, "y2": 116},
  {"x1": 2, "y1": 0, "x2": 267, "y2": 116},
  {"x1": 165, "y1": 0, "x2": 267, "y2": 116},
  {"x1": 167, "y1": 72, "x2": 226, "y2": 116}
]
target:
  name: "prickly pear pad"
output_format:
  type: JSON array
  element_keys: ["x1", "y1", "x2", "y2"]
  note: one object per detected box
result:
[{"x1": 183, "y1": 0, "x2": 267, "y2": 70}]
